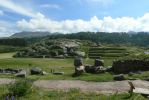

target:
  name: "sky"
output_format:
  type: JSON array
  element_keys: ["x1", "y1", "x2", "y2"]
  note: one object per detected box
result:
[{"x1": 1, "y1": 0, "x2": 149, "y2": 37}]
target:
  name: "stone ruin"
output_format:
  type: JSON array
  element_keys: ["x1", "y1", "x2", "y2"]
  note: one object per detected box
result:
[
  {"x1": 72, "y1": 57, "x2": 106, "y2": 76},
  {"x1": 112, "y1": 59, "x2": 149, "y2": 74},
  {"x1": 0, "y1": 68, "x2": 22, "y2": 74},
  {"x1": 85, "y1": 59, "x2": 106, "y2": 74},
  {"x1": 73, "y1": 57, "x2": 85, "y2": 76}
]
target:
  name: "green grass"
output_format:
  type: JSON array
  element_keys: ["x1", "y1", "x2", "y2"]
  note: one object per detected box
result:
[
  {"x1": 0, "y1": 57, "x2": 114, "y2": 82},
  {"x1": 0, "y1": 85, "x2": 147, "y2": 100},
  {"x1": 0, "y1": 53, "x2": 149, "y2": 82},
  {"x1": 0, "y1": 52, "x2": 15, "y2": 59}
]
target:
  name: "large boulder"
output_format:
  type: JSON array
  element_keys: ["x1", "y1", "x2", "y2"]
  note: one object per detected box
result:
[
  {"x1": 85, "y1": 65, "x2": 105, "y2": 74},
  {"x1": 74, "y1": 57, "x2": 83, "y2": 66},
  {"x1": 73, "y1": 65, "x2": 85, "y2": 76},
  {"x1": 16, "y1": 70, "x2": 27, "y2": 78},
  {"x1": 94, "y1": 59, "x2": 104, "y2": 67},
  {"x1": 85, "y1": 65, "x2": 95, "y2": 73},
  {"x1": 113, "y1": 74, "x2": 125, "y2": 81},
  {"x1": 30, "y1": 67, "x2": 42, "y2": 75}
]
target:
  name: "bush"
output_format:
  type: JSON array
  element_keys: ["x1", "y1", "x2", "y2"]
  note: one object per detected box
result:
[{"x1": 8, "y1": 79, "x2": 32, "y2": 97}]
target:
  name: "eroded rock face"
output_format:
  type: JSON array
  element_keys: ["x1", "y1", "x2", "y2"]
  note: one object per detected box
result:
[
  {"x1": 112, "y1": 60, "x2": 149, "y2": 74},
  {"x1": 14, "y1": 39, "x2": 86, "y2": 58}
]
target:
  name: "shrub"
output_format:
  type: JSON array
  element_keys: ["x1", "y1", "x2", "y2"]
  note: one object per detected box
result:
[{"x1": 8, "y1": 79, "x2": 32, "y2": 97}]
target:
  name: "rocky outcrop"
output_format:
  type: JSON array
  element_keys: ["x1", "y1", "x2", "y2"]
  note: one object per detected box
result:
[{"x1": 14, "y1": 39, "x2": 87, "y2": 58}]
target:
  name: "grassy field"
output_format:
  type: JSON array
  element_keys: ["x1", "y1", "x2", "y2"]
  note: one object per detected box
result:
[
  {"x1": 0, "y1": 56, "x2": 115, "y2": 82},
  {"x1": 0, "y1": 52, "x2": 149, "y2": 82}
]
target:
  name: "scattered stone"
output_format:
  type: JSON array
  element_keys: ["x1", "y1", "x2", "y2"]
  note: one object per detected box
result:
[
  {"x1": 113, "y1": 74, "x2": 125, "y2": 81},
  {"x1": 16, "y1": 70, "x2": 27, "y2": 78},
  {"x1": 53, "y1": 72, "x2": 64, "y2": 75},
  {"x1": 41, "y1": 71, "x2": 48, "y2": 75},
  {"x1": 31, "y1": 67, "x2": 42, "y2": 75}
]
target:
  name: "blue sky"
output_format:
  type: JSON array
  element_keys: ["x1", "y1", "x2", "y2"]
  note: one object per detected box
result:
[{"x1": 1, "y1": 0, "x2": 149, "y2": 37}]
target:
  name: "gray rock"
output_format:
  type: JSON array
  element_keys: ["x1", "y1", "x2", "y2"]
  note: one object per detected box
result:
[
  {"x1": 53, "y1": 72, "x2": 64, "y2": 75},
  {"x1": 30, "y1": 67, "x2": 42, "y2": 75},
  {"x1": 16, "y1": 70, "x2": 27, "y2": 78},
  {"x1": 94, "y1": 59, "x2": 104, "y2": 67},
  {"x1": 74, "y1": 57, "x2": 83, "y2": 66},
  {"x1": 106, "y1": 66, "x2": 113, "y2": 72},
  {"x1": 113, "y1": 74, "x2": 125, "y2": 81},
  {"x1": 41, "y1": 71, "x2": 48, "y2": 75}
]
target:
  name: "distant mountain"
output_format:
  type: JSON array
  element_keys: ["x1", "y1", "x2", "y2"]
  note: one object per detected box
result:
[{"x1": 11, "y1": 31, "x2": 53, "y2": 38}]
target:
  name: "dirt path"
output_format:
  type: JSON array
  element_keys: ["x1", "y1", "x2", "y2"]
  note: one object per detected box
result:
[
  {"x1": 0, "y1": 78, "x2": 15, "y2": 85},
  {"x1": 0, "y1": 78, "x2": 149, "y2": 94},
  {"x1": 34, "y1": 80, "x2": 149, "y2": 94}
]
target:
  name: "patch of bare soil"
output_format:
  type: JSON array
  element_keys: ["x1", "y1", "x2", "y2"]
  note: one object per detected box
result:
[{"x1": 33, "y1": 80, "x2": 149, "y2": 94}]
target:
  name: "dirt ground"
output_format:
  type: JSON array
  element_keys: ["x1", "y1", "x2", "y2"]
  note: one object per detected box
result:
[
  {"x1": 0, "y1": 78, "x2": 149, "y2": 94},
  {"x1": 33, "y1": 80, "x2": 149, "y2": 94}
]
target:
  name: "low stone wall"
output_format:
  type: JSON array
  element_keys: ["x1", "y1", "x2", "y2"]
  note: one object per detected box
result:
[{"x1": 112, "y1": 60, "x2": 149, "y2": 73}]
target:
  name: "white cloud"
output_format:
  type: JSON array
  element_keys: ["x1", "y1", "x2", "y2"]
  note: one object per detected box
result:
[
  {"x1": 0, "y1": 10, "x2": 4, "y2": 16},
  {"x1": 0, "y1": 0, "x2": 36, "y2": 17},
  {"x1": 16, "y1": 13, "x2": 149, "y2": 33},
  {"x1": 0, "y1": 21, "x2": 18, "y2": 37},
  {"x1": 40, "y1": 4, "x2": 61, "y2": 9}
]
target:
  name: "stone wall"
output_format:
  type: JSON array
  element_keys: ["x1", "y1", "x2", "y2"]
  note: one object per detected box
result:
[{"x1": 112, "y1": 60, "x2": 149, "y2": 73}]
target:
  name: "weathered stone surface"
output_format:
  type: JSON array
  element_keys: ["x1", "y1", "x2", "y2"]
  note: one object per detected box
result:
[
  {"x1": 73, "y1": 65, "x2": 85, "y2": 77},
  {"x1": 41, "y1": 71, "x2": 48, "y2": 75},
  {"x1": 94, "y1": 59, "x2": 104, "y2": 67},
  {"x1": 0, "y1": 68, "x2": 22, "y2": 74},
  {"x1": 85, "y1": 65, "x2": 105, "y2": 74},
  {"x1": 85, "y1": 65, "x2": 95, "y2": 73},
  {"x1": 106, "y1": 66, "x2": 113, "y2": 72},
  {"x1": 74, "y1": 57, "x2": 83, "y2": 66},
  {"x1": 16, "y1": 70, "x2": 27, "y2": 78},
  {"x1": 113, "y1": 74, "x2": 125, "y2": 81},
  {"x1": 31, "y1": 67, "x2": 42, "y2": 75},
  {"x1": 112, "y1": 60, "x2": 149, "y2": 73}
]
